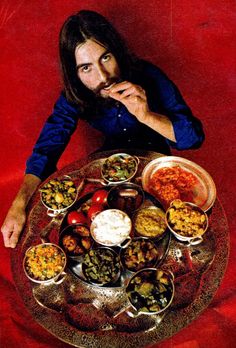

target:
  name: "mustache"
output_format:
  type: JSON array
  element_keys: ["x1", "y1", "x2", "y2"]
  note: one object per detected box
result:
[{"x1": 94, "y1": 77, "x2": 122, "y2": 95}]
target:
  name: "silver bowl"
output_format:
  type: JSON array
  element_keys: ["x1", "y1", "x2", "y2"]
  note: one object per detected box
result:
[
  {"x1": 81, "y1": 247, "x2": 121, "y2": 287},
  {"x1": 23, "y1": 243, "x2": 67, "y2": 285},
  {"x1": 101, "y1": 153, "x2": 139, "y2": 185},
  {"x1": 114, "y1": 268, "x2": 175, "y2": 318},
  {"x1": 166, "y1": 200, "x2": 209, "y2": 245}
]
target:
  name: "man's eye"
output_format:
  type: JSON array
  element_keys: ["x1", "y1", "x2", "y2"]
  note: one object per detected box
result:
[
  {"x1": 81, "y1": 65, "x2": 90, "y2": 73},
  {"x1": 102, "y1": 54, "x2": 111, "y2": 62}
]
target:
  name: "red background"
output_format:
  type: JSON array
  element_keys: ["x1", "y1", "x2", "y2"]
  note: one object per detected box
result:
[{"x1": 0, "y1": 1, "x2": 236, "y2": 347}]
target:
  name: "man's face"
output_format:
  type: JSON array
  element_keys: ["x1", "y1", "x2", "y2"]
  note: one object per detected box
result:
[{"x1": 75, "y1": 39, "x2": 121, "y2": 98}]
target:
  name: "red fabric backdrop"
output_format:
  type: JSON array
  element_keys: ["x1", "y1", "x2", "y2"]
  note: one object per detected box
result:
[{"x1": 0, "y1": 1, "x2": 235, "y2": 347}]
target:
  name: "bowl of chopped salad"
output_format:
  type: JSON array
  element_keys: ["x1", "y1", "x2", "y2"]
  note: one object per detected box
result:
[
  {"x1": 101, "y1": 153, "x2": 139, "y2": 184},
  {"x1": 23, "y1": 243, "x2": 67, "y2": 284}
]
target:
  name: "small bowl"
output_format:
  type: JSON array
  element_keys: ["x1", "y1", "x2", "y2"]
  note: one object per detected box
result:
[
  {"x1": 39, "y1": 176, "x2": 78, "y2": 217},
  {"x1": 23, "y1": 243, "x2": 67, "y2": 284},
  {"x1": 133, "y1": 206, "x2": 167, "y2": 239},
  {"x1": 59, "y1": 224, "x2": 93, "y2": 259},
  {"x1": 125, "y1": 268, "x2": 174, "y2": 317},
  {"x1": 120, "y1": 237, "x2": 159, "y2": 273},
  {"x1": 82, "y1": 247, "x2": 121, "y2": 286},
  {"x1": 101, "y1": 153, "x2": 139, "y2": 184},
  {"x1": 166, "y1": 199, "x2": 208, "y2": 245},
  {"x1": 90, "y1": 209, "x2": 132, "y2": 247},
  {"x1": 107, "y1": 183, "x2": 144, "y2": 216}
]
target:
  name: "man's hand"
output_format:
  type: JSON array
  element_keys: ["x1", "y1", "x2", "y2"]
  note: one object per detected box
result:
[
  {"x1": 1, "y1": 204, "x2": 26, "y2": 248},
  {"x1": 109, "y1": 81, "x2": 176, "y2": 142},
  {"x1": 109, "y1": 81, "x2": 149, "y2": 122},
  {"x1": 1, "y1": 174, "x2": 41, "y2": 248}
]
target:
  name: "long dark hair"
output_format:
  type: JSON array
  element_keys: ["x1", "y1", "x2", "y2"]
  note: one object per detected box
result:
[{"x1": 59, "y1": 10, "x2": 136, "y2": 109}]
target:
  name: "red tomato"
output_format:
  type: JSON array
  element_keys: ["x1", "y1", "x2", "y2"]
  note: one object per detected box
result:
[
  {"x1": 67, "y1": 211, "x2": 87, "y2": 225},
  {"x1": 91, "y1": 189, "x2": 108, "y2": 205},
  {"x1": 87, "y1": 204, "x2": 103, "y2": 220}
]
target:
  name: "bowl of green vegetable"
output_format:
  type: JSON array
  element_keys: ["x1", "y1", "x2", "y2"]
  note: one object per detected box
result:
[
  {"x1": 101, "y1": 153, "x2": 139, "y2": 184},
  {"x1": 81, "y1": 247, "x2": 121, "y2": 286},
  {"x1": 125, "y1": 268, "x2": 174, "y2": 317},
  {"x1": 39, "y1": 176, "x2": 78, "y2": 217}
]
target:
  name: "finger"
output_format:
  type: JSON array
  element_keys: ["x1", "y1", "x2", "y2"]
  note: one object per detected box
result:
[
  {"x1": 1, "y1": 224, "x2": 13, "y2": 247},
  {"x1": 9, "y1": 229, "x2": 20, "y2": 248},
  {"x1": 109, "y1": 81, "x2": 131, "y2": 93},
  {"x1": 109, "y1": 91, "x2": 122, "y2": 102},
  {"x1": 118, "y1": 86, "x2": 138, "y2": 98}
]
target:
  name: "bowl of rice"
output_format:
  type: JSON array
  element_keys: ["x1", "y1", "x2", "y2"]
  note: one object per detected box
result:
[{"x1": 90, "y1": 209, "x2": 132, "y2": 247}]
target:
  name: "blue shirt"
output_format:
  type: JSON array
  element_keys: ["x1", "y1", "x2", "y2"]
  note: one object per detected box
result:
[{"x1": 26, "y1": 61, "x2": 204, "y2": 180}]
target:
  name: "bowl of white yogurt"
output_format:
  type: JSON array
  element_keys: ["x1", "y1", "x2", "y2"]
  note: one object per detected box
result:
[{"x1": 90, "y1": 209, "x2": 132, "y2": 248}]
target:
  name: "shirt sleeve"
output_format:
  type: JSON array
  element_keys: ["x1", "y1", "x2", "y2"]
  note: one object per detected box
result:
[
  {"x1": 25, "y1": 92, "x2": 80, "y2": 180},
  {"x1": 162, "y1": 83, "x2": 205, "y2": 150},
  {"x1": 143, "y1": 62, "x2": 205, "y2": 150}
]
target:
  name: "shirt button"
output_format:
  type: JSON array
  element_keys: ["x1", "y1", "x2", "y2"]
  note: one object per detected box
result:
[
  {"x1": 123, "y1": 128, "x2": 127, "y2": 131},
  {"x1": 128, "y1": 139, "x2": 131, "y2": 142},
  {"x1": 117, "y1": 114, "x2": 121, "y2": 118}
]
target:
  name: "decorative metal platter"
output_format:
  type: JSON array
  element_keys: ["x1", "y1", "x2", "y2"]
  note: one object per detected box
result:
[
  {"x1": 11, "y1": 150, "x2": 229, "y2": 348},
  {"x1": 142, "y1": 156, "x2": 217, "y2": 212}
]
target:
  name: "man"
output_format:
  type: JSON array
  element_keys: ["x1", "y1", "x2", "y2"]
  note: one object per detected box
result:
[{"x1": 1, "y1": 10, "x2": 204, "y2": 248}]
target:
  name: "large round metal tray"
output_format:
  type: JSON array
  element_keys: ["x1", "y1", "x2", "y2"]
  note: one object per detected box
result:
[{"x1": 11, "y1": 150, "x2": 229, "y2": 348}]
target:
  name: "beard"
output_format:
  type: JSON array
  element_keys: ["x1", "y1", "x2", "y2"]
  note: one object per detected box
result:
[
  {"x1": 92, "y1": 77, "x2": 122, "y2": 111},
  {"x1": 94, "y1": 94, "x2": 118, "y2": 109}
]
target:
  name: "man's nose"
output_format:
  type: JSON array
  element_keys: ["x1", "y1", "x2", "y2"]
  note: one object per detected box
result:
[{"x1": 96, "y1": 65, "x2": 109, "y2": 83}]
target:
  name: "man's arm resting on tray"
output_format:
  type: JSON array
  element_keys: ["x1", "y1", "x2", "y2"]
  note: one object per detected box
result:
[{"x1": 1, "y1": 174, "x2": 41, "y2": 248}]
